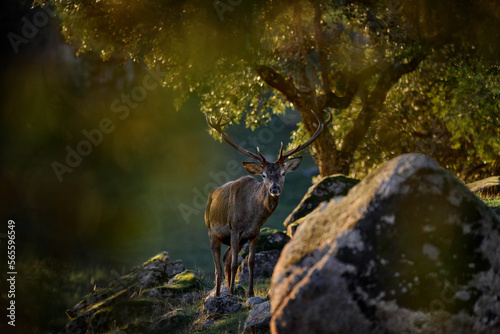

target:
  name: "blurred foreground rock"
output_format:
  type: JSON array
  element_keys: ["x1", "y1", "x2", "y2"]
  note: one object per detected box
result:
[{"x1": 271, "y1": 154, "x2": 500, "y2": 334}]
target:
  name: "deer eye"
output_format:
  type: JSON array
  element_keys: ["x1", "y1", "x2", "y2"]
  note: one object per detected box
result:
[{"x1": 262, "y1": 173, "x2": 267, "y2": 178}]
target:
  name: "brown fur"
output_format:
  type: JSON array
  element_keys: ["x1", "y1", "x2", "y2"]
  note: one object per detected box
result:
[{"x1": 205, "y1": 160, "x2": 300, "y2": 297}]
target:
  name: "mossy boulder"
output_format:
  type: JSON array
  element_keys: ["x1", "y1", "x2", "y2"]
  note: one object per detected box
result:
[
  {"x1": 466, "y1": 176, "x2": 500, "y2": 196},
  {"x1": 166, "y1": 270, "x2": 202, "y2": 293},
  {"x1": 67, "y1": 251, "x2": 183, "y2": 321},
  {"x1": 283, "y1": 174, "x2": 359, "y2": 229},
  {"x1": 63, "y1": 252, "x2": 196, "y2": 334},
  {"x1": 140, "y1": 270, "x2": 203, "y2": 301}
]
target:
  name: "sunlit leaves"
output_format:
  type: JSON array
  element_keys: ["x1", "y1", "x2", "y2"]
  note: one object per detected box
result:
[
  {"x1": 359, "y1": 48, "x2": 500, "y2": 179},
  {"x1": 38, "y1": 0, "x2": 500, "y2": 177}
]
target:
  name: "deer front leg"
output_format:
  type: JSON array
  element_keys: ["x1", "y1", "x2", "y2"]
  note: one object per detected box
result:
[
  {"x1": 209, "y1": 233, "x2": 223, "y2": 297},
  {"x1": 229, "y1": 233, "x2": 240, "y2": 295},
  {"x1": 247, "y1": 236, "x2": 258, "y2": 297}
]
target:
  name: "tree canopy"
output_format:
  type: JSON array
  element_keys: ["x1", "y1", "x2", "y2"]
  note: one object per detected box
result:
[{"x1": 40, "y1": 0, "x2": 500, "y2": 179}]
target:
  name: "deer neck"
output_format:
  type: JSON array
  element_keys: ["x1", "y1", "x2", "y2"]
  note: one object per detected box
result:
[{"x1": 258, "y1": 182, "x2": 280, "y2": 215}]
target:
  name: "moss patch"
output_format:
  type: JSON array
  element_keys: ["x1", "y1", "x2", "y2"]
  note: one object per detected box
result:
[{"x1": 166, "y1": 270, "x2": 202, "y2": 293}]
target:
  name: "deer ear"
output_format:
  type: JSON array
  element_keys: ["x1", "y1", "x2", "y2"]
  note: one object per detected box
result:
[
  {"x1": 284, "y1": 156, "x2": 302, "y2": 173},
  {"x1": 242, "y1": 162, "x2": 263, "y2": 175}
]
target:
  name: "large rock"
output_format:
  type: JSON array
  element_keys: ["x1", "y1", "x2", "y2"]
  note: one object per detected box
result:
[
  {"x1": 467, "y1": 176, "x2": 500, "y2": 196},
  {"x1": 244, "y1": 300, "x2": 271, "y2": 334},
  {"x1": 270, "y1": 154, "x2": 500, "y2": 334},
  {"x1": 283, "y1": 174, "x2": 359, "y2": 236},
  {"x1": 141, "y1": 270, "x2": 202, "y2": 300}
]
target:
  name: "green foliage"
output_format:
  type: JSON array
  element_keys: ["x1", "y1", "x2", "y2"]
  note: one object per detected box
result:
[
  {"x1": 354, "y1": 48, "x2": 500, "y2": 179},
  {"x1": 39, "y1": 0, "x2": 417, "y2": 140},
  {"x1": 200, "y1": 59, "x2": 287, "y2": 132},
  {"x1": 37, "y1": 0, "x2": 500, "y2": 175}
]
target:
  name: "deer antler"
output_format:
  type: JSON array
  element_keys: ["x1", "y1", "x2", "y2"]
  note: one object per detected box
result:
[
  {"x1": 206, "y1": 114, "x2": 267, "y2": 165},
  {"x1": 277, "y1": 109, "x2": 332, "y2": 163}
]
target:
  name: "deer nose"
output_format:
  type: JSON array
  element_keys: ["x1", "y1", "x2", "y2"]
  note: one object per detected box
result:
[{"x1": 270, "y1": 185, "x2": 281, "y2": 196}]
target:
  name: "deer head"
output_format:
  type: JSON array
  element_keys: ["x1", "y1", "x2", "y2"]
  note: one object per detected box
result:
[{"x1": 206, "y1": 110, "x2": 332, "y2": 197}]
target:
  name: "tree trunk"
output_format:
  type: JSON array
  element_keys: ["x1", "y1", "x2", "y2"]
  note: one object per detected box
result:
[{"x1": 298, "y1": 107, "x2": 340, "y2": 176}]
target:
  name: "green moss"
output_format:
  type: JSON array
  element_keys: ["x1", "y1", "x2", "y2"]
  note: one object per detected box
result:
[
  {"x1": 141, "y1": 270, "x2": 203, "y2": 296},
  {"x1": 143, "y1": 252, "x2": 170, "y2": 265},
  {"x1": 167, "y1": 271, "x2": 202, "y2": 293}
]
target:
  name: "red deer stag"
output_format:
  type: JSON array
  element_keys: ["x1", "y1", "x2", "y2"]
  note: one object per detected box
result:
[{"x1": 205, "y1": 110, "x2": 331, "y2": 297}]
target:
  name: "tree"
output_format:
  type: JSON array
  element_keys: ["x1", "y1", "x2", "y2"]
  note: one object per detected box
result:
[
  {"x1": 356, "y1": 47, "x2": 500, "y2": 180},
  {"x1": 40, "y1": 0, "x2": 500, "y2": 177}
]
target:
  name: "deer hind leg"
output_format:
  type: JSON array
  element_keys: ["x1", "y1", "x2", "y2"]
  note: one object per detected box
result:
[
  {"x1": 222, "y1": 246, "x2": 232, "y2": 285},
  {"x1": 208, "y1": 232, "x2": 223, "y2": 297},
  {"x1": 247, "y1": 236, "x2": 259, "y2": 297},
  {"x1": 229, "y1": 233, "x2": 241, "y2": 295}
]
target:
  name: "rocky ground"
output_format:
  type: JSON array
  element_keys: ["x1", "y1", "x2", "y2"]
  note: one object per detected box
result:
[
  {"x1": 63, "y1": 154, "x2": 500, "y2": 334},
  {"x1": 63, "y1": 228, "x2": 289, "y2": 334}
]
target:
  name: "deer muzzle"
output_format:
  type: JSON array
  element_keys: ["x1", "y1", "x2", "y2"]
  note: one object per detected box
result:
[{"x1": 270, "y1": 184, "x2": 281, "y2": 196}]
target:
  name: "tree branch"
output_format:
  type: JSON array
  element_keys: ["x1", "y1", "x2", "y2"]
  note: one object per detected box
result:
[
  {"x1": 319, "y1": 64, "x2": 380, "y2": 109},
  {"x1": 255, "y1": 65, "x2": 310, "y2": 110}
]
